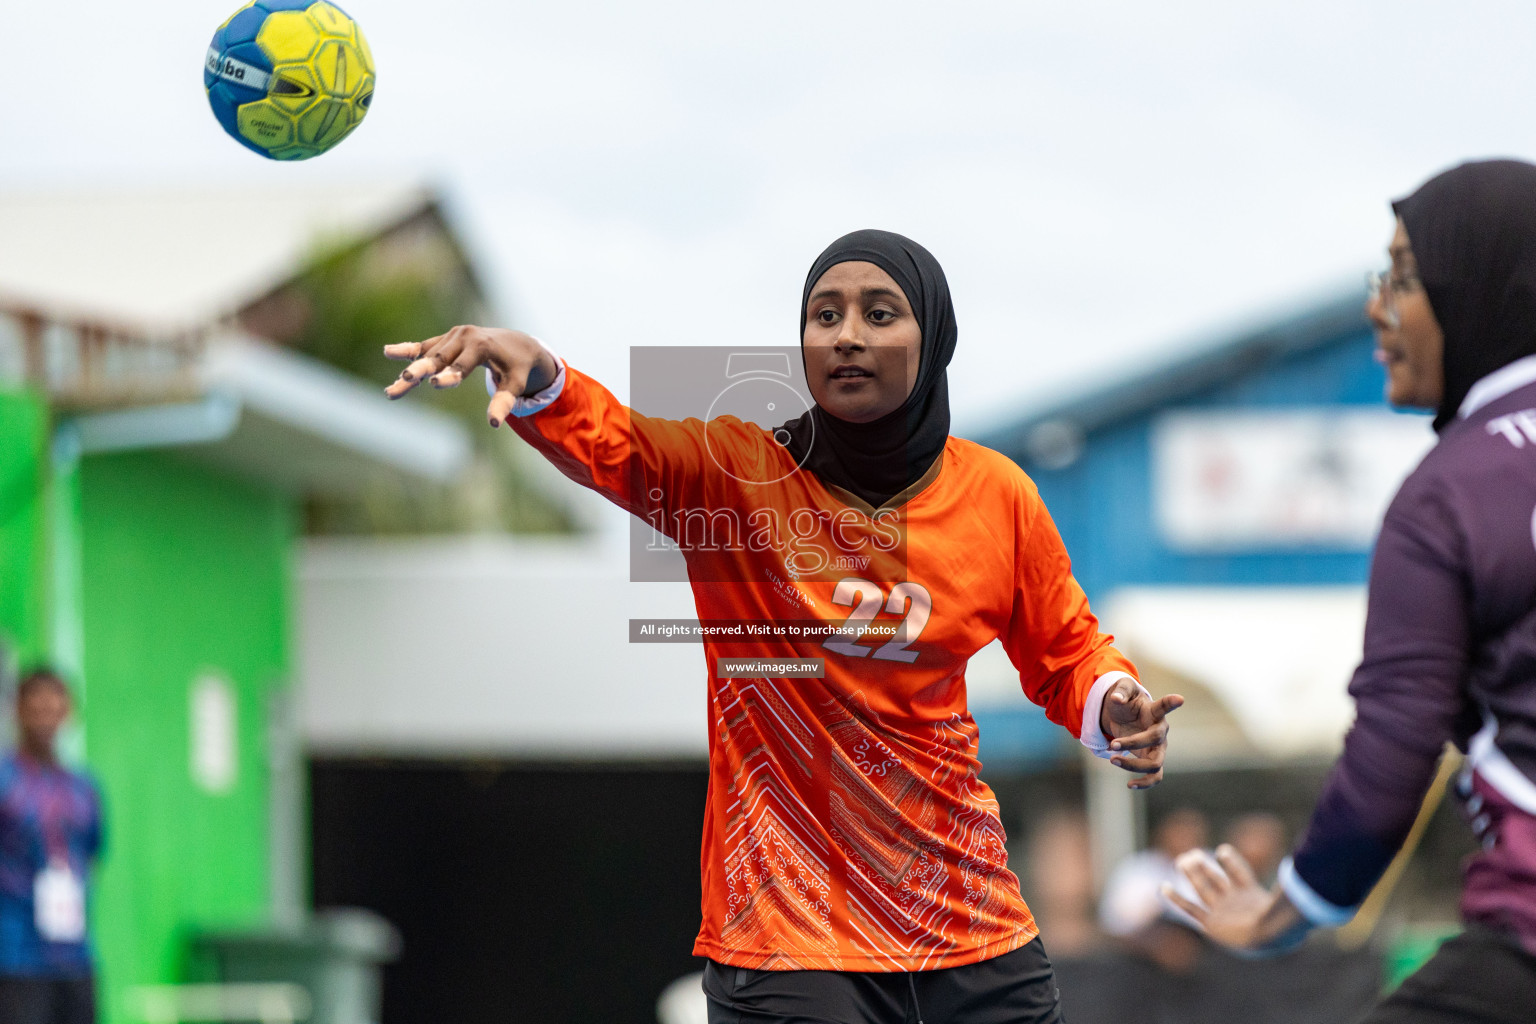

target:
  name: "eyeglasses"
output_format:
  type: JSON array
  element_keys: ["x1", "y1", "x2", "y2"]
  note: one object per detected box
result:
[{"x1": 1366, "y1": 269, "x2": 1420, "y2": 330}]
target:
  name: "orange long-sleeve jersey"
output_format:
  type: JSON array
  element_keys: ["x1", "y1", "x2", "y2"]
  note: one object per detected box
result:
[{"x1": 510, "y1": 361, "x2": 1139, "y2": 971}]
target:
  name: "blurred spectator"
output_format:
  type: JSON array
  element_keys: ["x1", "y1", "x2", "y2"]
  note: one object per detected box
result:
[
  {"x1": 1053, "y1": 805, "x2": 1378, "y2": 1022},
  {"x1": 1023, "y1": 807, "x2": 1099, "y2": 956},
  {"x1": 0, "y1": 668, "x2": 104, "y2": 1024},
  {"x1": 1098, "y1": 807, "x2": 1209, "y2": 973},
  {"x1": 1099, "y1": 807, "x2": 1208, "y2": 937},
  {"x1": 1223, "y1": 812, "x2": 1287, "y2": 884}
]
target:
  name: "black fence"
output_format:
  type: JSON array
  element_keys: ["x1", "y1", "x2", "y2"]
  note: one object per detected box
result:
[
  {"x1": 1054, "y1": 943, "x2": 1381, "y2": 1024},
  {"x1": 311, "y1": 759, "x2": 1386, "y2": 1024},
  {"x1": 311, "y1": 759, "x2": 710, "y2": 1024}
]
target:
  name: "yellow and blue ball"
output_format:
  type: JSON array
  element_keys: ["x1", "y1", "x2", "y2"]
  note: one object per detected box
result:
[{"x1": 205, "y1": 1, "x2": 375, "y2": 161}]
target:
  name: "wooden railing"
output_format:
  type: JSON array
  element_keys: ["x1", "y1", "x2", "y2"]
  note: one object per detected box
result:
[{"x1": 0, "y1": 300, "x2": 205, "y2": 409}]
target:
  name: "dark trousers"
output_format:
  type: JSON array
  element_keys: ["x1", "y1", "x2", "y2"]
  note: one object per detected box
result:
[
  {"x1": 703, "y1": 938, "x2": 1064, "y2": 1024},
  {"x1": 1362, "y1": 926, "x2": 1536, "y2": 1024},
  {"x1": 0, "y1": 975, "x2": 96, "y2": 1024}
]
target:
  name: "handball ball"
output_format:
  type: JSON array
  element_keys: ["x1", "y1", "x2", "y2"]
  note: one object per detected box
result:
[{"x1": 205, "y1": 1, "x2": 375, "y2": 160}]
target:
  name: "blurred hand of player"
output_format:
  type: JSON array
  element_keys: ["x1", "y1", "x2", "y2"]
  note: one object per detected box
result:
[
  {"x1": 1100, "y1": 679, "x2": 1183, "y2": 789},
  {"x1": 1163, "y1": 845, "x2": 1306, "y2": 953},
  {"x1": 384, "y1": 326, "x2": 559, "y2": 427}
]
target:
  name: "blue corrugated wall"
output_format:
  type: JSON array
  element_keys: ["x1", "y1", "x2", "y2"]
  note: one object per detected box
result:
[{"x1": 971, "y1": 321, "x2": 1432, "y2": 765}]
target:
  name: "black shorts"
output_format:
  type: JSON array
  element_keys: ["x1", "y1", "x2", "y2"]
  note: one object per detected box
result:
[
  {"x1": 1362, "y1": 926, "x2": 1536, "y2": 1024},
  {"x1": 703, "y1": 938, "x2": 1064, "y2": 1024},
  {"x1": 0, "y1": 974, "x2": 96, "y2": 1024}
]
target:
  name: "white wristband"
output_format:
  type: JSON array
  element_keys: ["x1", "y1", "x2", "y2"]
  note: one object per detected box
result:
[{"x1": 1080, "y1": 671, "x2": 1149, "y2": 760}]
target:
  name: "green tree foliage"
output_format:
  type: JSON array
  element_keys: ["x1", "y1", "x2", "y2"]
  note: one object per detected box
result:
[{"x1": 277, "y1": 231, "x2": 576, "y2": 537}]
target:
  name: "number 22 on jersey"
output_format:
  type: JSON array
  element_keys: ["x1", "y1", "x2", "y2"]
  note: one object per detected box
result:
[{"x1": 822, "y1": 578, "x2": 932, "y2": 664}]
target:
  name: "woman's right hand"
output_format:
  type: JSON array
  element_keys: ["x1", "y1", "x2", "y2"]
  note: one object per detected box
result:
[
  {"x1": 1163, "y1": 845, "x2": 1309, "y2": 954},
  {"x1": 384, "y1": 326, "x2": 559, "y2": 427}
]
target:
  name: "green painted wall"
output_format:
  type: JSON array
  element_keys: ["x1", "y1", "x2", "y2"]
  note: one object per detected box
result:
[
  {"x1": 0, "y1": 389, "x2": 49, "y2": 665},
  {"x1": 79, "y1": 451, "x2": 294, "y2": 1024}
]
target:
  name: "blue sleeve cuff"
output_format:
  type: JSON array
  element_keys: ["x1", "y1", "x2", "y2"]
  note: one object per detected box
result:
[{"x1": 1278, "y1": 855, "x2": 1357, "y2": 928}]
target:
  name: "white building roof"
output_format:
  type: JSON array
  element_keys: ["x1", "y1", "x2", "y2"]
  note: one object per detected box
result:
[
  {"x1": 0, "y1": 183, "x2": 473, "y2": 492},
  {"x1": 0, "y1": 183, "x2": 432, "y2": 330},
  {"x1": 66, "y1": 333, "x2": 471, "y2": 493}
]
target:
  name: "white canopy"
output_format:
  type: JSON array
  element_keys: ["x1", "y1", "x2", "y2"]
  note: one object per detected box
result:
[{"x1": 1098, "y1": 586, "x2": 1367, "y2": 764}]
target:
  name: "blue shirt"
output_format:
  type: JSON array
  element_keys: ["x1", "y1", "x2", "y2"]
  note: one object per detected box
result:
[{"x1": 0, "y1": 752, "x2": 103, "y2": 976}]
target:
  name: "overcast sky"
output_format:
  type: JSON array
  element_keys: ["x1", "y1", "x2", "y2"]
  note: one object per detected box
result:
[{"x1": 4, "y1": 0, "x2": 1536, "y2": 432}]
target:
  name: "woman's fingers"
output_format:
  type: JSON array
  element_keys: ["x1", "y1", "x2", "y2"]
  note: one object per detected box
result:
[
  {"x1": 382, "y1": 326, "x2": 548, "y2": 424},
  {"x1": 1102, "y1": 682, "x2": 1142, "y2": 727},
  {"x1": 1103, "y1": 691, "x2": 1181, "y2": 788},
  {"x1": 487, "y1": 389, "x2": 517, "y2": 428},
  {"x1": 403, "y1": 341, "x2": 456, "y2": 383},
  {"x1": 434, "y1": 338, "x2": 495, "y2": 389},
  {"x1": 1110, "y1": 749, "x2": 1163, "y2": 772},
  {"x1": 1105, "y1": 689, "x2": 1183, "y2": 735},
  {"x1": 1108, "y1": 722, "x2": 1166, "y2": 752},
  {"x1": 385, "y1": 329, "x2": 473, "y2": 397},
  {"x1": 1176, "y1": 849, "x2": 1231, "y2": 904},
  {"x1": 1215, "y1": 844, "x2": 1259, "y2": 889},
  {"x1": 1107, "y1": 692, "x2": 1183, "y2": 787},
  {"x1": 425, "y1": 335, "x2": 472, "y2": 388},
  {"x1": 384, "y1": 333, "x2": 449, "y2": 398},
  {"x1": 1160, "y1": 884, "x2": 1208, "y2": 925},
  {"x1": 485, "y1": 341, "x2": 551, "y2": 419},
  {"x1": 433, "y1": 365, "x2": 468, "y2": 388},
  {"x1": 383, "y1": 341, "x2": 424, "y2": 361},
  {"x1": 1151, "y1": 694, "x2": 1186, "y2": 722}
]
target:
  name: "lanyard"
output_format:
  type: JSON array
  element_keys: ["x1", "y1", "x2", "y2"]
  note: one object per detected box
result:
[{"x1": 21, "y1": 760, "x2": 72, "y2": 863}]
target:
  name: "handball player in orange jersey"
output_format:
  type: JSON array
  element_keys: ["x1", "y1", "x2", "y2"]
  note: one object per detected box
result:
[{"x1": 386, "y1": 230, "x2": 1182, "y2": 1023}]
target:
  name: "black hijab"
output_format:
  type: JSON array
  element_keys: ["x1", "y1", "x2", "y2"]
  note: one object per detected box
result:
[
  {"x1": 1393, "y1": 159, "x2": 1536, "y2": 432},
  {"x1": 777, "y1": 229, "x2": 958, "y2": 507}
]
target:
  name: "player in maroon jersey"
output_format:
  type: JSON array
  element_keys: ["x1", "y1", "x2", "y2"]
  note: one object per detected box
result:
[{"x1": 1168, "y1": 159, "x2": 1536, "y2": 1022}]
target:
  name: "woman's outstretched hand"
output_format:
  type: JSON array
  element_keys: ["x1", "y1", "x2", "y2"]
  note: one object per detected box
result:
[
  {"x1": 384, "y1": 326, "x2": 559, "y2": 427},
  {"x1": 1163, "y1": 845, "x2": 1308, "y2": 954},
  {"x1": 1100, "y1": 679, "x2": 1184, "y2": 789}
]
